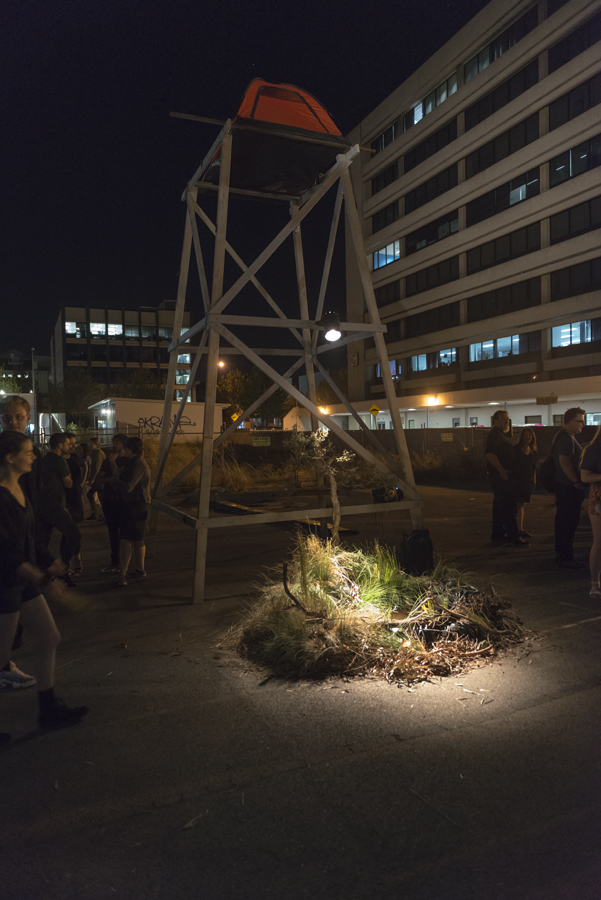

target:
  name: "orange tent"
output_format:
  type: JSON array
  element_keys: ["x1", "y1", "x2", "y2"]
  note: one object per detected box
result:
[
  {"x1": 202, "y1": 79, "x2": 350, "y2": 196},
  {"x1": 235, "y1": 79, "x2": 343, "y2": 136}
]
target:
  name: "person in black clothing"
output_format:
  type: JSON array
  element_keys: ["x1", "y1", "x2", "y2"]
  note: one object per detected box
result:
[
  {"x1": 485, "y1": 409, "x2": 527, "y2": 547},
  {"x1": 113, "y1": 437, "x2": 151, "y2": 587},
  {"x1": 37, "y1": 433, "x2": 82, "y2": 571},
  {"x1": 95, "y1": 433, "x2": 128, "y2": 573},
  {"x1": 553, "y1": 407, "x2": 586, "y2": 568},
  {"x1": 0, "y1": 395, "x2": 41, "y2": 688},
  {"x1": 580, "y1": 426, "x2": 601, "y2": 598},
  {"x1": 63, "y1": 433, "x2": 86, "y2": 573},
  {"x1": 64, "y1": 433, "x2": 85, "y2": 524},
  {"x1": 514, "y1": 427, "x2": 537, "y2": 538},
  {"x1": 0, "y1": 431, "x2": 88, "y2": 743}
]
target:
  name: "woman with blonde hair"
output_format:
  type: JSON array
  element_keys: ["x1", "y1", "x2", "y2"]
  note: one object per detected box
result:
[
  {"x1": 514, "y1": 427, "x2": 537, "y2": 538},
  {"x1": 580, "y1": 425, "x2": 601, "y2": 599}
]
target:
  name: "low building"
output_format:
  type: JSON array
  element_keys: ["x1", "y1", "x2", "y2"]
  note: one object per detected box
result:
[{"x1": 89, "y1": 397, "x2": 228, "y2": 440}]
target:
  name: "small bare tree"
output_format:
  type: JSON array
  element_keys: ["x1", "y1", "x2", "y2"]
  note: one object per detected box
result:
[{"x1": 285, "y1": 430, "x2": 357, "y2": 544}]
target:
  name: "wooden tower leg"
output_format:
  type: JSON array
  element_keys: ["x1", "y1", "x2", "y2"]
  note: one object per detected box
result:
[
  {"x1": 291, "y1": 202, "x2": 327, "y2": 536},
  {"x1": 341, "y1": 168, "x2": 423, "y2": 529},
  {"x1": 192, "y1": 131, "x2": 232, "y2": 603},
  {"x1": 193, "y1": 326, "x2": 220, "y2": 603},
  {"x1": 149, "y1": 191, "x2": 195, "y2": 551}
]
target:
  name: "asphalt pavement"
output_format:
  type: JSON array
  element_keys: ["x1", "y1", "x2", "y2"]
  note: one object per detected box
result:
[{"x1": 2, "y1": 485, "x2": 600, "y2": 900}]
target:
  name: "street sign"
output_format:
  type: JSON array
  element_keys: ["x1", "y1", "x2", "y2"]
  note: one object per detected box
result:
[
  {"x1": 369, "y1": 404, "x2": 380, "y2": 417},
  {"x1": 253, "y1": 436, "x2": 270, "y2": 447},
  {"x1": 441, "y1": 433, "x2": 453, "y2": 442},
  {"x1": 231, "y1": 413, "x2": 239, "y2": 421}
]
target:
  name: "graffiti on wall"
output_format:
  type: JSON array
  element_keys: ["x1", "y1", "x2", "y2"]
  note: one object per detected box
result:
[{"x1": 137, "y1": 415, "x2": 197, "y2": 435}]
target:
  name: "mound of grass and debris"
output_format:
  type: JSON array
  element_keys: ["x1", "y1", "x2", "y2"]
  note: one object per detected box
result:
[{"x1": 230, "y1": 535, "x2": 525, "y2": 684}]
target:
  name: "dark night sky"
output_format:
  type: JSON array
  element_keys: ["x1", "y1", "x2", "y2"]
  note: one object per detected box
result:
[{"x1": 2, "y1": 0, "x2": 489, "y2": 356}]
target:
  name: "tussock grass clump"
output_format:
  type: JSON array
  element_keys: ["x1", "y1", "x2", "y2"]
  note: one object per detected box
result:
[
  {"x1": 230, "y1": 535, "x2": 525, "y2": 683},
  {"x1": 211, "y1": 459, "x2": 307, "y2": 492},
  {"x1": 143, "y1": 440, "x2": 202, "y2": 491}
]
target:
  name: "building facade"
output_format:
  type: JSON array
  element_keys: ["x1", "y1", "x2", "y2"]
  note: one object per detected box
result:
[
  {"x1": 344, "y1": 0, "x2": 601, "y2": 430},
  {"x1": 50, "y1": 302, "x2": 192, "y2": 400},
  {"x1": 0, "y1": 349, "x2": 50, "y2": 394}
]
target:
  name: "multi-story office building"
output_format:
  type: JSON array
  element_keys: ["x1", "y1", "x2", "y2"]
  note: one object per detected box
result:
[
  {"x1": 343, "y1": 0, "x2": 601, "y2": 430},
  {"x1": 50, "y1": 302, "x2": 193, "y2": 400}
]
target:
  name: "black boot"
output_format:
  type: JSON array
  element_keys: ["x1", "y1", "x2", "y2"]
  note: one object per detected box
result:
[{"x1": 38, "y1": 690, "x2": 88, "y2": 730}]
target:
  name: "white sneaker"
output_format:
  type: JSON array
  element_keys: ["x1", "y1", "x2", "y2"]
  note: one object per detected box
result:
[{"x1": 0, "y1": 661, "x2": 37, "y2": 689}]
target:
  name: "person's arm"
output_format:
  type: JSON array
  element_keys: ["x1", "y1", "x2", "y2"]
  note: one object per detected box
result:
[
  {"x1": 89, "y1": 450, "x2": 104, "y2": 482},
  {"x1": 580, "y1": 469, "x2": 601, "y2": 483},
  {"x1": 57, "y1": 455, "x2": 73, "y2": 490},
  {"x1": 558, "y1": 455, "x2": 581, "y2": 485},
  {"x1": 485, "y1": 452, "x2": 509, "y2": 480},
  {"x1": 107, "y1": 451, "x2": 121, "y2": 476},
  {"x1": 119, "y1": 459, "x2": 145, "y2": 494}
]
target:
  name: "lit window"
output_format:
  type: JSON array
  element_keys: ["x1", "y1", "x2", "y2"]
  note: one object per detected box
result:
[
  {"x1": 373, "y1": 240, "x2": 400, "y2": 270},
  {"x1": 90, "y1": 322, "x2": 106, "y2": 337},
  {"x1": 438, "y1": 349, "x2": 456, "y2": 365},
  {"x1": 552, "y1": 320, "x2": 591, "y2": 347},
  {"x1": 470, "y1": 335, "x2": 522, "y2": 360},
  {"x1": 107, "y1": 324, "x2": 123, "y2": 338},
  {"x1": 375, "y1": 360, "x2": 399, "y2": 380},
  {"x1": 177, "y1": 353, "x2": 191, "y2": 364},
  {"x1": 509, "y1": 184, "x2": 527, "y2": 205},
  {"x1": 175, "y1": 368, "x2": 190, "y2": 385},
  {"x1": 65, "y1": 321, "x2": 87, "y2": 338},
  {"x1": 403, "y1": 74, "x2": 457, "y2": 132}
]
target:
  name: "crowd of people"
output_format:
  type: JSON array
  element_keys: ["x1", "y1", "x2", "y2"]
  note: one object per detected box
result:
[
  {"x1": 3, "y1": 390, "x2": 601, "y2": 741},
  {"x1": 0, "y1": 395, "x2": 150, "y2": 744},
  {"x1": 485, "y1": 407, "x2": 601, "y2": 599}
]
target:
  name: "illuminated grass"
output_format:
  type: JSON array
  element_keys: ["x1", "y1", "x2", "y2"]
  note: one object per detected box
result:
[{"x1": 230, "y1": 535, "x2": 525, "y2": 682}]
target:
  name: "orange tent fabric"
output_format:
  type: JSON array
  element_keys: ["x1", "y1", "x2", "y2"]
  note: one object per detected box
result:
[
  {"x1": 235, "y1": 79, "x2": 343, "y2": 136},
  {"x1": 201, "y1": 79, "x2": 349, "y2": 196}
]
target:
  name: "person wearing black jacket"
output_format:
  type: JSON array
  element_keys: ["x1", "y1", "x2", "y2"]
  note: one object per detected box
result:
[
  {"x1": 484, "y1": 409, "x2": 527, "y2": 547},
  {"x1": 95, "y1": 433, "x2": 128, "y2": 573},
  {"x1": 37, "y1": 433, "x2": 82, "y2": 572},
  {"x1": 113, "y1": 437, "x2": 151, "y2": 587},
  {"x1": 0, "y1": 395, "x2": 41, "y2": 688},
  {"x1": 0, "y1": 431, "x2": 88, "y2": 742}
]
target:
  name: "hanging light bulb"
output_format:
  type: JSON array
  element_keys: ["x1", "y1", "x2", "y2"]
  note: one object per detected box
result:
[{"x1": 319, "y1": 311, "x2": 342, "y2": 342}]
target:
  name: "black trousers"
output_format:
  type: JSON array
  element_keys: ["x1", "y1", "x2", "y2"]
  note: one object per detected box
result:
[
  {"x1": 489, "y1": 477, "x2": 519, "y2": 541},
  {"x1": 101, "y1": 501, "x2": 122, "y2": 566},
  {"x1": 554, "y1": 483, "x2": 585, "y2": 561},
  {"x1": 38, "y1": 507, "x2": 82, "y2": 565}
]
